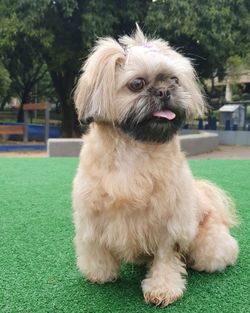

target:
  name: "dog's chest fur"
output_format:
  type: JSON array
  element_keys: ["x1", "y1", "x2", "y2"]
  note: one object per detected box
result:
[{"x1": 74, "y1": 125, "x2": 194, "y2": 261}]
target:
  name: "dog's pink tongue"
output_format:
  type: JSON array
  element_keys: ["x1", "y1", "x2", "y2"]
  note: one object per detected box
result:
[{"x1": 153, "y1": 110, "x2": 176, "y2": 120}]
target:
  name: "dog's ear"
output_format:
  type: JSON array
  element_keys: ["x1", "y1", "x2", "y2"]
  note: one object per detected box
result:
[
  {"x1": 177, "y1": 59, "x2": 207, "y2": 119},
  {"x1": 74, "y1": 38, "x2": 126, "y2": 122},
  {"x1": 178, "y1": 62, "x2": 207, "y2": 119}
]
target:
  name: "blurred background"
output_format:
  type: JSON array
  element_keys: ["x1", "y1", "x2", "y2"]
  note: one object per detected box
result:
[{"x1": 0, "y1": 0, "x2": 250, "y2": 156}]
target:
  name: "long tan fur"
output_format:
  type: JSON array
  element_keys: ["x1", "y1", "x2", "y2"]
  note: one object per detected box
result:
[{"x1": 73, "y1": 27, "x2": 238, "y2": 307}]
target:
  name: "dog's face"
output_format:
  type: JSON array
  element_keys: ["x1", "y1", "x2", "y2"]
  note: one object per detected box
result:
[{"x1": 75, "y1": 27, "x2": 206, "y2": 143}]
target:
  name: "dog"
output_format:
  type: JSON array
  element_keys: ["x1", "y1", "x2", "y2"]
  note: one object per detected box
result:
[{"x1": 72, "y1": 26, "x2": 238, "y2": 307}]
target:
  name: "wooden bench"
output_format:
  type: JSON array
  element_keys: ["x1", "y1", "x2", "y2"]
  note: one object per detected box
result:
[
  {"x1": 0, "y1": 103, "x2": 49, "y2": 143},
  {"x1": 0, "y1": 125, "x2": 24, "y2": 135}
]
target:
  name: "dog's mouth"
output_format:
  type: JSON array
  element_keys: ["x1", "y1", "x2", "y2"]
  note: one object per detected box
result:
[
  {"x1": 152, "y1": 110, "x2": 176, "y2": 121},
  {"x1": 118, "y1": 109, "x2": 184, "y2": 144}
]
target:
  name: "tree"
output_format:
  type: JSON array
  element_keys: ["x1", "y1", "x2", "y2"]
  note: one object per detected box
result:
[
  {"x1": 2, "y1": 36, "x2": 50, "y2": 121},
  {"x1": 0, "y1": 0, "x2": 151, "y2": 137},
  {"x1": 0, "y1": 1, "x2": 54, "y2": 119},
  {"x1": 0, "y1": 61, "x2": 11, "y2": 108},
  {"x1": 145, "y1": 0, "x2": 250, "y2": 84},
  {"x1": 41, "y1": 0, "x2": 151, "y2": 137},
  {"x1": 1, "y1": 0, "x2": 249, "y2": 134}
]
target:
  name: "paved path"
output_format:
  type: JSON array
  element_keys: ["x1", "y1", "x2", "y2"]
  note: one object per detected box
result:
[
  {"x1": 0, "y1": 145, "x2": 250, "y2": 159},
  {"x1": 0, "y1": 151, "x2": 47, "y2": 157},
  {"x1": 189, "y1": 145, "x2": 250, "y2": 159}
]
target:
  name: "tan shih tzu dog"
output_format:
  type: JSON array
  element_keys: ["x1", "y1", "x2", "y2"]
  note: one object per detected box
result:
[{"x1": 73, "y1": 26, "x2": 238, "y2": 307}]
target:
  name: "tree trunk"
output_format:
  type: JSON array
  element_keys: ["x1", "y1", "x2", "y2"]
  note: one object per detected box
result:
[
  {"x1": 17, "y1": 104, "x2": 24, "y2": 123},
  {"x1": 0, "y1": 95, "x2": 9, "y2": 110},
  {"x1": 50, "y1": 71, "x2": 81, "y2": 137},
  {"x1": 60, "y1": 100, "x2": 81, "y2": 137},
  {"x1": 17, "y1": 91, "x2": 30, "y2": 123},
  {"x1": 211, "y1": 76, "x2": 216, "y2": 98},
  {"x1": 61, "y1": 99, "x2": 73, "y2": 137}
]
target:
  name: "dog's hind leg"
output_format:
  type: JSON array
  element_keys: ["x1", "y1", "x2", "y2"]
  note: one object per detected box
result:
[
  {"x1": 188, "y1": 180, "x2": 239, "y2": 272},
  {"x1": 188, "y1": 214, "x2": 238, "y2": 272}
]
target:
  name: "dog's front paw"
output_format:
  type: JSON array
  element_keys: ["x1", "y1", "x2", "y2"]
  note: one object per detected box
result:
[
  {"x1": 142, "y1": 278, "x2": 184, "y2": 307},
  {"x1": 85, "y1": 272, "x2": 117, "y2": 284}
]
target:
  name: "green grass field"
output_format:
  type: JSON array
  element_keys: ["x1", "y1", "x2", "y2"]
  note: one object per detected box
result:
[{"x1": 1, "y1": 158, "x2": 249, "y2": 313}]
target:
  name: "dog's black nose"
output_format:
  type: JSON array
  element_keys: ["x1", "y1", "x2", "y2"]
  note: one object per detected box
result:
[{"x1": 155, "y1": 89, "x2": 170, "y2": 100}]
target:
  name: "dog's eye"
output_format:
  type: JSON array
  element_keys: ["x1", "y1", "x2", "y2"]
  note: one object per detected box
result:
[
  {"x1": 128, "y1": 78, "x2": 146, "y2": 92},
  {"x1": 170, "y1": 76, "x2": 179, "y2": 85}
]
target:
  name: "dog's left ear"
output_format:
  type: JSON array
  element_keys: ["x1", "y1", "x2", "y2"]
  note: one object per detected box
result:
[
  {"x1": 74, "y1": 38, "x2": 126, "y2": 123},
  {"x1": 180, "y1": 61, "x2": 207, "y2": 119}
]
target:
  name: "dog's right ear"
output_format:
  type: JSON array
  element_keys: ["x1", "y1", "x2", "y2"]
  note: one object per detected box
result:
[{"x1": 74, "y1": 38, "x2": 126, "y2": 123}]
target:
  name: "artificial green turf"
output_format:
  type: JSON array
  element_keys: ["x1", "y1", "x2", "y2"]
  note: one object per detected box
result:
[{"x1": 0, "y1": 158, "x2": 250, "y2": 313}]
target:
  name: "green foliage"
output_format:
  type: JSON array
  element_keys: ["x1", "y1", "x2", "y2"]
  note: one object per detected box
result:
[
  {"x1": 228, "y1": 55, "x2": 244, "y2": 70},
  {"x1": 232, "y1": 94, "x2": 240, "y2": 101},
  {"x1": 0, "y1": 0, "x2": 250, "y2": 134},
  {"x1": 241, "y1": 93, "x2": 250, "y2": 100},
  {"x1": 0, "y1": 0, "x2": 151, "y2": 135},
  {"x1": 227, "y1": 53, "x2": 250, "y2": 98},
  {"x1": 146, "y1": 0, "x2": 250, "y2": 79},
  {"x1": 227, "y1": 54, "x2": 250, "y2": 76},
  {"x1": 0, "y1": 61, "x2": 11, "y2": 99}
]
